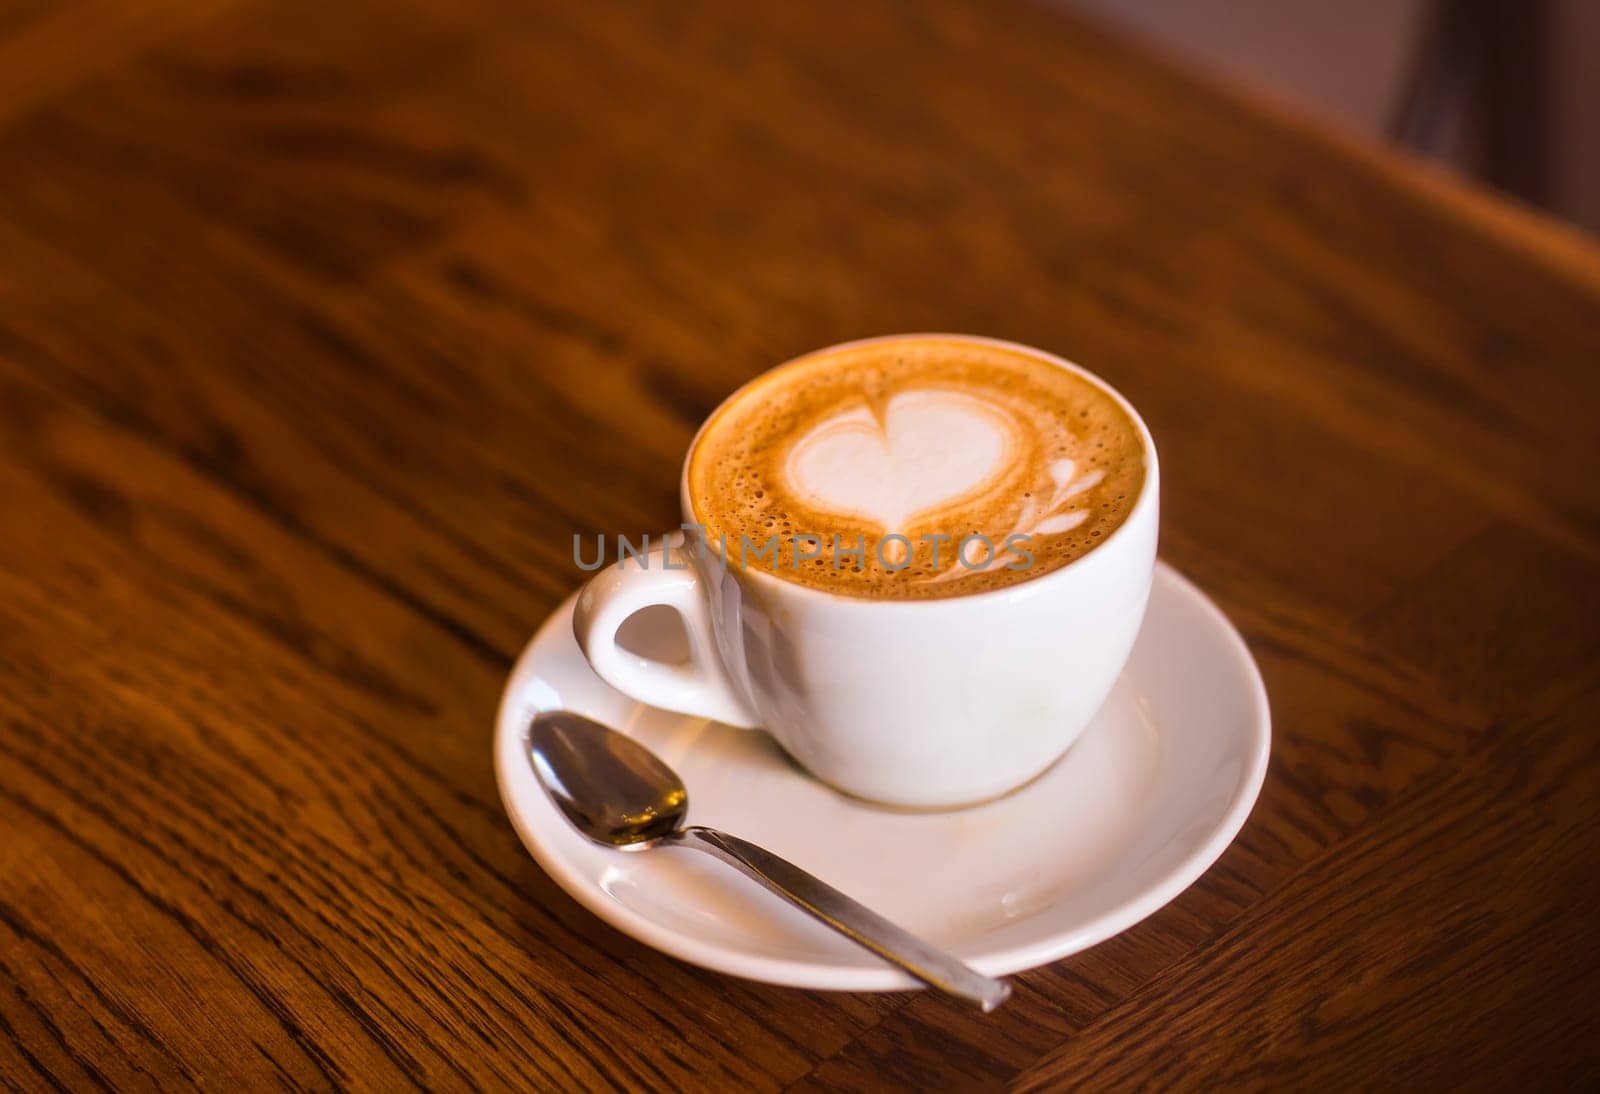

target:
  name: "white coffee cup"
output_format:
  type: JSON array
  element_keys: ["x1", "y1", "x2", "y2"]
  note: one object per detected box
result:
[{"x1": 573, "y1": 335, "x2": 1159, "y2": 808}]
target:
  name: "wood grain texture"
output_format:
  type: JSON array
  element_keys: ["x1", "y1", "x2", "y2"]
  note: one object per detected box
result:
[{"x1": 0, "y1": 0, "x2": 1596, "y2": 1088}]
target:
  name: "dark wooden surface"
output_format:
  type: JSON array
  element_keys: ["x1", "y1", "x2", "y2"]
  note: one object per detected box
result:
[{"x1": 1, "y1": 0, "x2": 1597, "y2": 1089}]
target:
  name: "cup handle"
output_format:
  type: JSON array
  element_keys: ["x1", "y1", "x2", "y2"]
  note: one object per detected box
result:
[{"x1": 572, "y1": 541, "x2": 760, "y2": 728}]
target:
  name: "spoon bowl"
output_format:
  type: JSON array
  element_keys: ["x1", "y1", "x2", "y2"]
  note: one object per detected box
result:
[{"x1": 529, "y1": 712, "x2": 687, "y2": 846}]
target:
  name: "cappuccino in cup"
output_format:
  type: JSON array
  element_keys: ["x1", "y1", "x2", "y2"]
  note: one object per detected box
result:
[
  {"x1": 574, "y1": 335, "x2": 1158, "y2": 807},
  {"x1": 687, "y1": 336, "x2": 1146, "y2": 595}
]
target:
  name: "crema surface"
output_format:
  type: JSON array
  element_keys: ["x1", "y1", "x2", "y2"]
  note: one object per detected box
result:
[{"x1": 688, "y1": 337, "x2": 1146, "y2": 598}]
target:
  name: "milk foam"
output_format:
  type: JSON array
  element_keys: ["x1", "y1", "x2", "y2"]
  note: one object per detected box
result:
[
  {"x1": 688, "y1": 337, "x2": 1145, "y2": 599},
  {"x1": 784, "y1": 390, "x2": 1015, "y2": 533}
]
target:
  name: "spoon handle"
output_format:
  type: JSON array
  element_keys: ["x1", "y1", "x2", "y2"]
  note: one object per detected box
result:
[{"x1": 670, "y1": 826, "x2": 1012, "y2": 1010}]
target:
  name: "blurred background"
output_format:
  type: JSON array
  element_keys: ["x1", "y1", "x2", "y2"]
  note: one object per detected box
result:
[{"x1": 1062, "y1": 0, "x2": 1600, "y2": 234}]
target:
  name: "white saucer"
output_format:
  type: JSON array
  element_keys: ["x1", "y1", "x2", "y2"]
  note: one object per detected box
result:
[{"x1": 494, "y1": 562, "x2": 1270, "y2": 992}]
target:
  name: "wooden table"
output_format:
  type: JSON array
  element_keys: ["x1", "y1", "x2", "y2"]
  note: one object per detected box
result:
[{"x1": 2, "y1": 0, "x2": 1597, "y2": 1088}]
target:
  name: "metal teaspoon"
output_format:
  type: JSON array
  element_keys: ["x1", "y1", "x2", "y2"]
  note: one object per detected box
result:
[{"x1": 527, "y1": 711, "x2": 1012, "y2": 1010}]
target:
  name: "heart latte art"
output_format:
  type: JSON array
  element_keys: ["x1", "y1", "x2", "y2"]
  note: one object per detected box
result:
[
  {"x1": 784, "y1": 390, "x2": 1015, "y2": 533},
  {"x1": 688, "y1": 337, "x2": 1146, "y2": 599}
]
